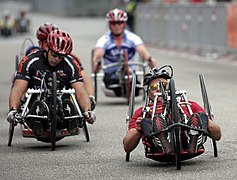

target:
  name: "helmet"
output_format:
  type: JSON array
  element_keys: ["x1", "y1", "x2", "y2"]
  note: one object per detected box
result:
[
  {"x1": 106, "y1": 9, "x2": 128, "y2": 22},
  {"x1": 143, "y1": 67, "x2": 172, "y2": 86},
  {"x1": 47, "y1": 29, "x2": 73, "y2": 55},
  {"x1": 36, "y1": 23, "x2": 59, "y2": 41}
]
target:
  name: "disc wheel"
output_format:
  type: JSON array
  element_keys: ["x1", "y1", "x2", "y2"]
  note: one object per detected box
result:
[
  {"x1": 125, "y1": 73, "x2": 136, "y2": 162},
  {"x1": 51, "y1": 72, "x2": 57, "y2": 151},
  {"x1": 169, "y1": 79, "x2": 181, "y2": 170},
  {"x1": 199, "y1": 74, "x2": 218, "y2": 157}
]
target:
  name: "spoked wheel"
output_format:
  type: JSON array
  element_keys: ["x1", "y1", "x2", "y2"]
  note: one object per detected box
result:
[
  {"x1": 8, "y1": 122, "x2": 15, "y2": 146},
  {"x1": 199, "y1": 74, "x2": 218, "y2": 157},
  {"x1": 169, "y1": 79, "x2": 181, "y2": 170},
  {"x1": 83, "y1": 119, "x2": 90, "y2": 142},
  {"x1": 51, "y1": 72, "x2": 57, "y2": 151},
  {"x1": 125, "y1": 74, "x2": 137, "y2": 162}
]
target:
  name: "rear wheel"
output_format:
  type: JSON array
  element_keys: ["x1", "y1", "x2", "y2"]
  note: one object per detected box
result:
[
  {"x1": 51, "y1": 72, "x2": 57, "y2": 151},
  {"x1": 169, "y1": 79, "x2": 181, "y2": 170},
  {"x1": 199, "y1": 74, "x2": 218, "y2": 157}
]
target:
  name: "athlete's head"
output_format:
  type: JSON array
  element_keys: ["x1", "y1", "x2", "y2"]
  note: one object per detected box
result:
[
  {"x1": 36, "y1": 23, "x2": 59, "y2": 49},
  {"x1": 46, "y1": 30, "x2": 73, "y2": 66},
  {"x1": 106, "y1": 9, "x2": 127, "y2": 36}
]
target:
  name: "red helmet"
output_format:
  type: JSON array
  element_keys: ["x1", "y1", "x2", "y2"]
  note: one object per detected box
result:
[
  {"x1": 47, "y1": 30, "x2": 73, "y2": 55},
  {"x1": 36, "y1": 23, "x2": 58, "y2": 41},
  {"x1": 106, "y1": 9, "x2": 128, "y2": 22}
]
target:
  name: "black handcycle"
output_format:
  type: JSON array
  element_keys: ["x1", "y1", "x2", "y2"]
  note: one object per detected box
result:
[
  {"x1": 8, "y1": 71, "x2": 90, "y2": 151},
  {"x1": 125, "y1": 65, "x2": 218, "y2": 170}
]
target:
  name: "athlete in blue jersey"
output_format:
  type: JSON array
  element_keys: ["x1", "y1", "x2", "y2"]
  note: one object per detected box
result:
[{"x1": 92, "y1": 9, "x2": 157, "y2": 96}]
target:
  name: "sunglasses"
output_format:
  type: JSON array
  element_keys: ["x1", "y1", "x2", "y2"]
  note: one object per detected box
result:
[
  {"x1": 50, "y1": 50, "x2": 65, "y2": 59},
  {"x1": 149, "y1": 80, "x2": 167, "y2": 91},
  {"x1": 110, "y1": 21, "x2": 124, "y2": 26}
]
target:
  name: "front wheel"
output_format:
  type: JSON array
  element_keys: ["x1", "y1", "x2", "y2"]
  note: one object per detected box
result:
[
  {"x1": 51, "y1": 72, "x2": 57, "y2": 151},
  {"x1": 169, "y1": 79, "x2": 181, "y2": 170}
]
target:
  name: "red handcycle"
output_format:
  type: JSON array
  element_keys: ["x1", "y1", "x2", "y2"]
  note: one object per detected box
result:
[{"x1": 125, "y1": 64, "x2": 218, "y2": 170}]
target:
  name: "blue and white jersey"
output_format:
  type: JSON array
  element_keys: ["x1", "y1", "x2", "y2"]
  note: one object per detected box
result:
[{"x1": 95, "y1": 29, "x2": 143, "y2": 74}]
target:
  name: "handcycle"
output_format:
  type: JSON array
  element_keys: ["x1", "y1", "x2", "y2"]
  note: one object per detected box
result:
[
  {"x1": 91, "y1": 49, "x2": 147, "y2": 104},
  {"x1": 8, "y1": 71, "x2": 90, "y2": 151},
  {"x1": 125, "y1": 65, "x2": 218, "y2": 170}
]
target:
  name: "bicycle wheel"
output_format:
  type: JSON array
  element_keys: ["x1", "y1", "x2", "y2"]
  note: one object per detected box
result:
[
  {"x1": 51, "y1": 72, "x2": 57, "y2": 151},
  {"x1": 169, "y1": 79, "x2": 181, "y2": 170},
  {"x1": 199, "y1": 74, "x2": 218, "y2": 157},
  {"x1": 83, "y1": 119, "x2": 90, "y2": 142},
  {"x1": 126, "y1": 74, "x2": 136, "y2": 162},
  {"x1": 8, "y1": 122, "x2": 15, "y2": 146}
]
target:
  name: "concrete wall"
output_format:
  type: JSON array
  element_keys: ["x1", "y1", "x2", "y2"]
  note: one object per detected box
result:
[{"x1": 135, "y1": 2, "x2": 237, "y2": 57}]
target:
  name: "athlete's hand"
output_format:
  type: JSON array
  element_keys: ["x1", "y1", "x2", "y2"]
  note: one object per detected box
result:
[
  {"x1": 7, "y1": 109, "x2": 18, "y2": 123},
  {"x1": 135, "y1": 117, "x2": 142, "y2": 132},
  {"x1": 83, "y1": 111, "x2": 96, "y2": 124}
]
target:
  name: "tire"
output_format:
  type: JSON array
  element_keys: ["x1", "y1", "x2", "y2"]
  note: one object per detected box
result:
[
  {"x1": 125, "y1": 74, "x2": 136, "y2": 162},
  {"x1": 128, "y1": 73, "x2": 136, "y2": 122},
  {"x1": 199, "y1": 74, "x2": 218, "y2": 157},
  {"x1": 8, "y1": 122, "x2": 15, "y2": 146},
  {"x1": 169, "y1": 79, "x2": 181, "y2": 170},
  {"x1": 51, "y1": 72, "x2": 57, "y2": 151},
  {"x1": 83, "y1": 119, "x2": 90, "y2": 142}
]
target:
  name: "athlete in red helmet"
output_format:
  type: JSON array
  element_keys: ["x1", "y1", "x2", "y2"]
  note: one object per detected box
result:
[{"x1": 8, "y1": 29, "x2": 95, "y2": 136}]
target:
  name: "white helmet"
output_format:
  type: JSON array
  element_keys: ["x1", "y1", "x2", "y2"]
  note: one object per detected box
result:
[{"x1": 106, "y1": 9, "x2": 128, "y2": 22}]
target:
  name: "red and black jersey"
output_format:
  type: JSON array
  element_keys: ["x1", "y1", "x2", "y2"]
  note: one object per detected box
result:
[{"x1": 15, "y1": 50, "x2": 83, "y2": 90}]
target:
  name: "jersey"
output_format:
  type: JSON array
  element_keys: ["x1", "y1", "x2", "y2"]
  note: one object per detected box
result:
[
  {"x1": 15, "y1": 50, "x2": 83, "y2": 90},
  {"x1": 95, "y1": 29, "x2": 143, "y2": 74}
]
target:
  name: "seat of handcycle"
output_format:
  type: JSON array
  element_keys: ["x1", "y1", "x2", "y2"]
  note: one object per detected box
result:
[{"x1": 145, "y1": 147, "x2": 205, "y2": 162}]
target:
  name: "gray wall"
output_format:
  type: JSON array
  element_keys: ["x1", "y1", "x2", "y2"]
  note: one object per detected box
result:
[{"x1": 135, "y1": 2, "x2": 237, "y2": 57}]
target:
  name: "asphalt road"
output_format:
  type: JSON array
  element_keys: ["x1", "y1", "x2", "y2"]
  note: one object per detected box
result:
[{"x1": 0, "y1": 13, "x2": 237, "y2": 180}]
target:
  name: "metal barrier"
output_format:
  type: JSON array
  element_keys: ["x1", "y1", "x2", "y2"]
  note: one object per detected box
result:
[{"x1": 135, "y1": 2, "x2": 237, "y2": 58}]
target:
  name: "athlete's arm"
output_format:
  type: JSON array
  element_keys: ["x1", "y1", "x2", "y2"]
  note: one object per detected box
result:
[
  {"x1": 92, "y1": 48, "x2": 104, "y2": 73},
  {"x1": 9, "y1": 79, "x2": 28, "y2": 110},
  {"x1": 136, "y1": 44, "x2": 157, "y2": 69}
]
